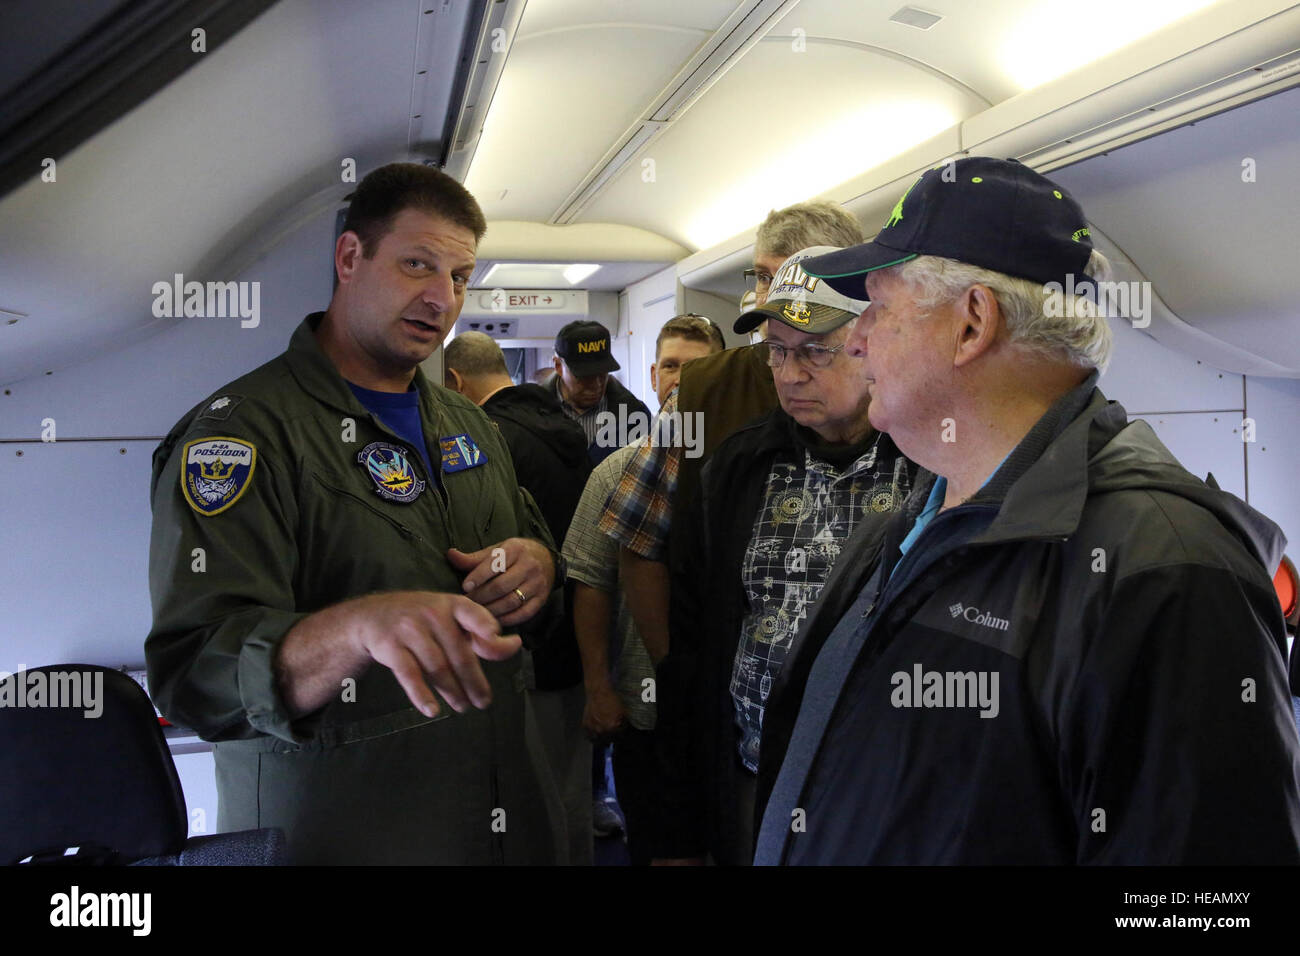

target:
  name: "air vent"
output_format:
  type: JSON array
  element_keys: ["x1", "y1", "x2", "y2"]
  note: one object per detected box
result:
[{"x1": 889, "y1": 6, "x2": 943, "y2": 30}]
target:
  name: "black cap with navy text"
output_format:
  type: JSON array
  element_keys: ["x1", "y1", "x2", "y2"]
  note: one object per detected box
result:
[
  {"x1": 800, "y1": 157, "x2": 1094, "y2": 298},
  {"x1": 554, "y1": 320, "x2": 619, "y2": 376}
]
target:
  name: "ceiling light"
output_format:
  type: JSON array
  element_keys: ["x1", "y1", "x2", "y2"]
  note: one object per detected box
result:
[
  {"x1": 562, "y1": 264, "x2": 599, "y2": 285},
  {"x1": 1000, "y1": 0, "x2": 1222, "y2": 91},
  {"x1": 481, "y1": 262, "x2": 600, "y2": 287},
  {"x1": 682, "y1": 99, "x2": 957, "y2": 250}
]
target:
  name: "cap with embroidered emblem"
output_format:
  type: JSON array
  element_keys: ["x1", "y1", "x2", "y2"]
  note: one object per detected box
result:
[
  {"x1": 734, "y1": 246, "x2": 868, "y2": 335},
  {"x1": 554, "y1": 320, "x2": 619, "y2": 376},
  {"x1": 800, "y1": 157, "x2": 1094, "y2": 299}
]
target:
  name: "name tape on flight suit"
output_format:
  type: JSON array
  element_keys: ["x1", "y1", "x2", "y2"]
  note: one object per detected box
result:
[
  {"x1": 182, "y1": 437, "x2": 257, "y2": 516},
  {"x1": 439, "y1": 433, "x2": 487, "y2": 473}
]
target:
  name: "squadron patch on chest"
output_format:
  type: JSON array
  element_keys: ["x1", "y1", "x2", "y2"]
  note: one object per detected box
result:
[
  {"x1": 439, "y1": 433, "x2": 487, "y2": 473},
  {"x1": 182, "y1": 437, "x2": 257, "y2": 516},
  {"x1": 357, "y1": 441, "x2": 425, "y2": 503}
]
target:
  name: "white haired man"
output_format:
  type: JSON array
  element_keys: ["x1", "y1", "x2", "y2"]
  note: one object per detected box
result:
[{"x1": 755, "y1": 157, "x2": 1300, "y2": 865}]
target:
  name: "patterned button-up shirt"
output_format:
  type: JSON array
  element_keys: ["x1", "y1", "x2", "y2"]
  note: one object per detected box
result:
[{"x1": 731, "y1": 435, "x2": 912, "y2": 771}]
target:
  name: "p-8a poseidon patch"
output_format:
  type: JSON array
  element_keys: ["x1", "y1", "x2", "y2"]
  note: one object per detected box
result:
[{"x1": 181, "y1": 437, "x2": 257, "y2": 516}]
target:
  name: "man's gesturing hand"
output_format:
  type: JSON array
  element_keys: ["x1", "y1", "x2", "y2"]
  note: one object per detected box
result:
[
  {"x1": 447, "y1": 538, "x2": 555, "y2": 627},
  {"x1": 347, "y1": 591, "x2": 522, "y2": 719}
]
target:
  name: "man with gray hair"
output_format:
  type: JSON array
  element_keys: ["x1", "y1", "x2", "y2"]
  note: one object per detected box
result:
[
  {"x1": 604, "y1": 201, "x2": 864, "y2": 667},
  {"x1": 654, "y1": 248, "x2": 912, "y2": 866},
  {"x1": 755, "y1": 156, "x2": 1300, "y2": 865}
]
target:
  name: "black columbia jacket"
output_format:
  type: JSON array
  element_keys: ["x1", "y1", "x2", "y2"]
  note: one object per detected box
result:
[{"x1": 755, "y1": 375, "x2": 1300, "y2": 865}]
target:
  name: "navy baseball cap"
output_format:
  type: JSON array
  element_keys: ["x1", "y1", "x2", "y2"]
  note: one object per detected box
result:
[
  {"x1": 555, "y1": 320, "x2": 619, "y2": 376},
  {"x1": 734, "y1": 246, "x2": 868, "y2": 335},
  {"x1": 800, "y1": 157, "x2": 1094, "y2": 298}
]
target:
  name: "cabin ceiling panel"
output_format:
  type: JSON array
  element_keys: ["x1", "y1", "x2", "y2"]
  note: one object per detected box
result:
[
  {"x1": 1050, "y1": 85, "x2": 1300, "y2": 372},
  {"x1": 580, "y1": 37, "x2": 985, "y2": 250},
  {"x1": 465, "y1": 4, "x2": 739, "y2": 222}
]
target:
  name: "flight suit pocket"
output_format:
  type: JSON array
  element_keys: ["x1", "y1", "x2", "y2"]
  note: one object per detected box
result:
[{"x1": 308, "y1": 470, "x2": 421, "y2": 540}]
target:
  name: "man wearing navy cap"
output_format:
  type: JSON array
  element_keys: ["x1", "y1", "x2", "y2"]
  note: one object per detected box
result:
[
  {"x1": 754, "y1": 157, "x2": 1300, "y2": 864},
  {"x1": 552, "y1": 320, "x2": 650, "y2": 466}
]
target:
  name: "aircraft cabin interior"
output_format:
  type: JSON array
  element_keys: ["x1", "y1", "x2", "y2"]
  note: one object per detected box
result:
[{"x1": 3, "y1": 0, "x2": 1300, "y2": 889}]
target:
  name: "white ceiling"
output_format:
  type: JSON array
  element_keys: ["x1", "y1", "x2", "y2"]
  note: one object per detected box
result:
[
  {"x1": 580, "y1": 32, "x2": 985, "y2": 249},
  {"x1": 466, "y1": 0, "x2": 1229, "y2": 251},
  {"x1": 0, "y1": 0, "x2": 1269, "y2": 388},
  {"x1": 465, "y1": 0, "x2": 741, "y2": 222}
]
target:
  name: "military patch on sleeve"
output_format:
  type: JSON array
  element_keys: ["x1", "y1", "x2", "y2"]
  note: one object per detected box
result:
[
  {"x1": 181, "y1": 437, "x2": 257, "y2": 516},
  {"x1": 439, "y1": 433, "x2": 488, "y2": 473},
  {"x1": 198, "y1": 394, "x2": 244, "y2": 422}
]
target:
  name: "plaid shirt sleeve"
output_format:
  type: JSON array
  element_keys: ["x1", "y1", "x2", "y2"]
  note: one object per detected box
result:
[{"x1": 597, "y1": 388, "x2": 682, "y2": 561}]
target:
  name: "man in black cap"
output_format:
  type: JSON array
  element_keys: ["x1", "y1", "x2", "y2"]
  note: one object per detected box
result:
[
  {"x1": 754, "y1": 156, "x2": 1300, "y2": 865},
  {"x1": 552, "y1": 320, "x2": 650, "y2": 466},
  {"x1": 552, "y1": 319, "x2": 650, "y2": 832}
]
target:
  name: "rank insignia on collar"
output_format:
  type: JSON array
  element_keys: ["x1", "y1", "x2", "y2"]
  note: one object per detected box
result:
[
  {"x1": 198, "y1": 394, "x2": 243, "y2": 421},
  {"x1": 440, "y1": 433, "x2": 487, "y2": 473},
  {"x1": 182, "y1": 437, "x2": 257, "y2": 516},
  {"x1": 357, "y1": 441, "x2": 425, "y2": 503}
]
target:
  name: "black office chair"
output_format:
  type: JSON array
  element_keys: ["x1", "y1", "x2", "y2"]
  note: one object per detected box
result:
[{"x1": 0, "y1": 664, "x2": 284, "y2": 865}]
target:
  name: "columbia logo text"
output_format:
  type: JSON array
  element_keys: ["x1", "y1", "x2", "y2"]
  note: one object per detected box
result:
[{"x1": 949, "y1": 602, "x2": 1009, "y2": 631}]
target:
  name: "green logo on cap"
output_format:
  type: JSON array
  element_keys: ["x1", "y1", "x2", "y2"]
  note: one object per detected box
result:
[{"x1": 885, "y1": 175, "x2": 922, "y2": 229}]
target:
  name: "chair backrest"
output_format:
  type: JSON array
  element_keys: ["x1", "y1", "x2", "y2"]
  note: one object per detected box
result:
[{"x1": 0, "y1": 664, "x2": 188, "y2": 864}]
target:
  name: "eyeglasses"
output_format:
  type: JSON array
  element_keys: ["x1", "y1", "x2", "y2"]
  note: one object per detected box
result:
[
  {"x1": 743, "y1": 268, "x2": 774, "y2": 294},
  {"x1": 759, "y1": 340, "x2": 846, "y2": 369}
]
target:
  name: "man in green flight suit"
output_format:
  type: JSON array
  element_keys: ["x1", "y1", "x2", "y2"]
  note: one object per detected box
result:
[{"x1": 146, "y1": 163, "x2": 564, "y2": 864}]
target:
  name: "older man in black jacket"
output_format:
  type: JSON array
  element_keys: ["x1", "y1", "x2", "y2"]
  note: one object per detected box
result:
[{"x1": 754, "y1": 157, "x2": 1300, "y2": 865}]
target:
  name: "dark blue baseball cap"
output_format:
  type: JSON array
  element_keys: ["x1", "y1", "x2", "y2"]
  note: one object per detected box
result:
[{"x1": 800, "y1": 157, "x2": 1094, "y2": 298}]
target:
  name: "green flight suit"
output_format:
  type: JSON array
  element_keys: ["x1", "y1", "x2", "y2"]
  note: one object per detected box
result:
[{"x1": 146, "y1": 314, "x2": 561, "y2": 864}]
